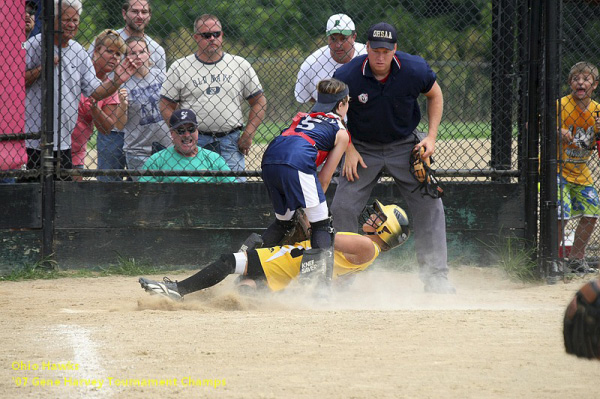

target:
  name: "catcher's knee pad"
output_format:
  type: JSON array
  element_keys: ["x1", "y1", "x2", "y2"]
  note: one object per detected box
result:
[
  {"x1": 298, "y1": 248, "x2": 334, "y2": 298},
  {"x1": 299, "y1": 248, "x2": 329, "y2": 281},
  {"x1": 310, "y1": 217, "x2": 335, "y2": 250},
  {"x1": 261, "y1": 218, "x2": 296, "y2": 247}
]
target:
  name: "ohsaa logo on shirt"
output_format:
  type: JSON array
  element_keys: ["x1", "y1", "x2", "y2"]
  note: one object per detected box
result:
[
  {"x1": 206, "y1": 87, "x2": 221, "y2": 95},
  {"x1": 358, "y1": 93, "x2": 368, "y2": 104}
]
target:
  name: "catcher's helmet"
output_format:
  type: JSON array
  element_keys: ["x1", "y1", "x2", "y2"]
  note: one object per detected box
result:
[{"x1": 360, "y1": 200, "x2": 410, "y2": 249}]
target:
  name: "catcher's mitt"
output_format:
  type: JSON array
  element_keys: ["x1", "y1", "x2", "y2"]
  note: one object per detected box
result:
[
  {"x1": 279, "y1": 208, "x2": 312, "y2": 245},
  {"x1": 564, "y1": 279, "x2": 600, "y2": 359},
  {"x1": 409, "y1": 146, "x2": 443, "y2": 199}
]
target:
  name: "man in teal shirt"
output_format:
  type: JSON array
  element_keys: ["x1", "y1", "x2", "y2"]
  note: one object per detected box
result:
[{"x1": 140, "y1": 109, "x2": 236, "y2": 183}]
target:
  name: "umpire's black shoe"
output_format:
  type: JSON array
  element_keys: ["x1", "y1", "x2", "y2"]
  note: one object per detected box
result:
[
  {"x1": 424, "y1": 275, "x2": 456, "y2": 294},
  {"x1": 139, "y1": 277, "x2": 183, "y2": 302}
]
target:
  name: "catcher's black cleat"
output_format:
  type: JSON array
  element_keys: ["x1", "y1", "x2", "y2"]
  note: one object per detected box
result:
[{"x1": 139, "y1": 277, "x2": 183, "y2": 302}]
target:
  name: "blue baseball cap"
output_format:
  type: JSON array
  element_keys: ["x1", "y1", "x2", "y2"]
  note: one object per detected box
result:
[{"x1": 169, "y1": 109, "x2": 198, "y2": 130}]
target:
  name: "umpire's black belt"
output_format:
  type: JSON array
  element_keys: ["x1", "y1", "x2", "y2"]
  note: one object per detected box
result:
[{"x1": 198, "y1": 126, "x2": 243, "y2": 138}]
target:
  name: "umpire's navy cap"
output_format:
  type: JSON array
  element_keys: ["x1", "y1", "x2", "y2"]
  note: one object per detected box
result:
[
  {"x1": 169, "y1": 109, "x2": 198, "y2": 130},
  {"x1": 368, "y1": 22, "x2": 397, "y2": 50}
]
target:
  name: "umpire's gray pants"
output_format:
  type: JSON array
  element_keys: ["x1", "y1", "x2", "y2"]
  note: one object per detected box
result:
[{"x1": 330, "y1": 136, "x2": 449, "y2": 282}]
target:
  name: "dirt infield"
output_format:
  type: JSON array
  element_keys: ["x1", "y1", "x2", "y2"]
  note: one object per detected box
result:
[{"x1": 0, "y1": 266, "x2": 598, "y2": 399}]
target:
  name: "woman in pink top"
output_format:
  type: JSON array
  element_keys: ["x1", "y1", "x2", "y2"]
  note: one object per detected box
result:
[{"x1": 71, "y1": 29, "x2": 128, "y2": 180}]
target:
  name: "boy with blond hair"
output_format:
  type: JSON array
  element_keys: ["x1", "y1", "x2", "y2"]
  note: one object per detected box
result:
[{"x1": 558, "y1": 61, "x2": 600, "y2": 274}]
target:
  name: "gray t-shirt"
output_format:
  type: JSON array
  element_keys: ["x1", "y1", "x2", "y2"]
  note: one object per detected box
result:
[
  {"x1": 161, "y1": 53, "x2": 263, "y2": 133},
  {"x1": 122, "y1": 68, "x2": 171, "y2": 157},
  {"x1": 25, "y1": 34, "x2": 102, "y2": 150}
]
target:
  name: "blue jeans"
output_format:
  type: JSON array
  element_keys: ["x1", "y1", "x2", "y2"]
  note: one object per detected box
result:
[
  {"x1": 0, "y1": 173, "x2": 16, "y2": 184},
  {"x1": 197, "y1": 130, "x2": 246, "y2": 182},
  {"x1": 97, "y1": 131, "x2": 126, "y2": 182}
]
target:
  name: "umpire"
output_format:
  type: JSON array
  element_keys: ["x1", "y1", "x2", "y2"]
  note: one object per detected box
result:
[{"x1": 331, "y1": 22, "x2": 455, "y2": 294}]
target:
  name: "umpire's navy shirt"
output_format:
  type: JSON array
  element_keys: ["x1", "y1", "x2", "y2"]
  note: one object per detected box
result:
[{"x1": 333, "y1": 51, "x2": 436, "y2": 144}]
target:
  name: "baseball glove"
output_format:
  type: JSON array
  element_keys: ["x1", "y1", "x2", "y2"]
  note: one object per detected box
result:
[
  {"x1": 409, "y1": 146, "x2": 444, "y2": 199},
  {"x1": 564, "y1": 279, "x2": 600, "y2": 359},
  {"x1": 279, "y1": 208, "x2": 311, "y2": 245}
]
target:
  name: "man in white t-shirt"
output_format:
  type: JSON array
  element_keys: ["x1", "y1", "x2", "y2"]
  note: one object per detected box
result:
[{"x1": 294, "y1": 14, "x2": 366, "y2": 104}]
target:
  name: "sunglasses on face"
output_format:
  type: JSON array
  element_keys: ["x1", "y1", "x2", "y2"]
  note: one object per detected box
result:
[
  {"x1": 174, "y1": 126, "x2": 196, "y2": 135},
  {"x1": 196, "y1": 31, "x2": 221, "y2": 40},
  {"x1": 26, "y1": 9, "x2": 35, "y2": 16}
]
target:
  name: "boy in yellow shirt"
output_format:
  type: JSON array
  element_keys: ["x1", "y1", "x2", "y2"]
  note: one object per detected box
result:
[{"x1": 558, "y1": 62, "x2": 600, "y2": 274}]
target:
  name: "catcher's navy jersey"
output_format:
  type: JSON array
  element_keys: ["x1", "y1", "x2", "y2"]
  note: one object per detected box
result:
[{"x1": 261, "y1": 112, "x2": 346, "y2": 174}]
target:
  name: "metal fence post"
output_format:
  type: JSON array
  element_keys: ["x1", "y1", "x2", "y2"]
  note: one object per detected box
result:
[
  {"x1": 540, "y1": 0, "x2": 560, "y2": 282},
  {"x1": 40, "y1": 0, "x2": 55, "y2": 266}
]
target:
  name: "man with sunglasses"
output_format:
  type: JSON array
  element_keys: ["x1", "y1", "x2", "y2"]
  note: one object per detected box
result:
[
  {"x1": 160, "y1": 14, "x2": 267, "y2": 182},
  {"x1": 139, "y1": 109, "x2": 235, "y2": 183}
]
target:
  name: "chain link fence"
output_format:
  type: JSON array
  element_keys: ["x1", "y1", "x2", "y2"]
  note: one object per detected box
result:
[
  {"x1": 5, "y1": 0, "x2": 600, "y2": 273},
  {"x1": 3, "y1": 0, "x2": 515, "y2": 183}
]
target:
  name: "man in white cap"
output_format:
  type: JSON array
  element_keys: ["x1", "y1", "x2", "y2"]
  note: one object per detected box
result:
[{"x1": 294, "y1": 13, "x2": 366, "y2": 104}]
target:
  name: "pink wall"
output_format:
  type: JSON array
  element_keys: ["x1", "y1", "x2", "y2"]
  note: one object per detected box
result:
[{"x1": 0, "y1": 0, "x2": 27, "y2": 170}]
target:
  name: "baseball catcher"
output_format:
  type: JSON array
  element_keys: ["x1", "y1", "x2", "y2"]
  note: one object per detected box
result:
[
  {"x1": 564, "y1": 278, "x2": 600, "y2": 359},
  {"x1": 139, "y1": 200, "x2": 410, "y2": 301}
]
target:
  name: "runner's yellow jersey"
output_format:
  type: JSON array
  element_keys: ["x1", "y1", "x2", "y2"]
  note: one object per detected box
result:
[{"x1": 256, "y1": 232, "x2": 381, "y2": 291}]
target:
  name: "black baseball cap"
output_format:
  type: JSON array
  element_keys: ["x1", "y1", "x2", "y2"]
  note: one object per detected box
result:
[
  {"x1": 367, "y1": 22, "x2": 397, "y2": 50},
  {"x1": 26, "y1": 0, "x2": 38, "y2": 11},
  {"x1": 169, "y1": 109, "x2": 198, "y2": 130}
]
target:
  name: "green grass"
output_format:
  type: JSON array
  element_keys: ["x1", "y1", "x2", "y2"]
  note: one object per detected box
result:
[
  {"x1": 483, "y1": 235, "x2": 541, "y2": 282},
  {"x1": 86, "y1": 121, "x2": 503, "y2": 148},
  {"x1": 0, "y1": 255, "x2": 175, "y2": 281},
  {"x1": 255, "y1": 120, "x2": 514, "y2": 144},
  {"x1": 98, "y1": 254, "x2": 164, "y2": 276},
  {"x1": 0, "y1": 256, "x2": 61, "y2": 281}
]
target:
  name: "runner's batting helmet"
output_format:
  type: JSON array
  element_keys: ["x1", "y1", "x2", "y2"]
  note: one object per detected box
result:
[{"x1": 360, "y1": 200, "x2": 410, "y2": 249}]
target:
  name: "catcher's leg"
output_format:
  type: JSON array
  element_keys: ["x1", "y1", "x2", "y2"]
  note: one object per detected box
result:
[
  {"x1": 298, "y1": 248, "x2": 332, "y2": 299},
  {"x1": 261, "y1": 217, "x2": 295, "y2": 247}
]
